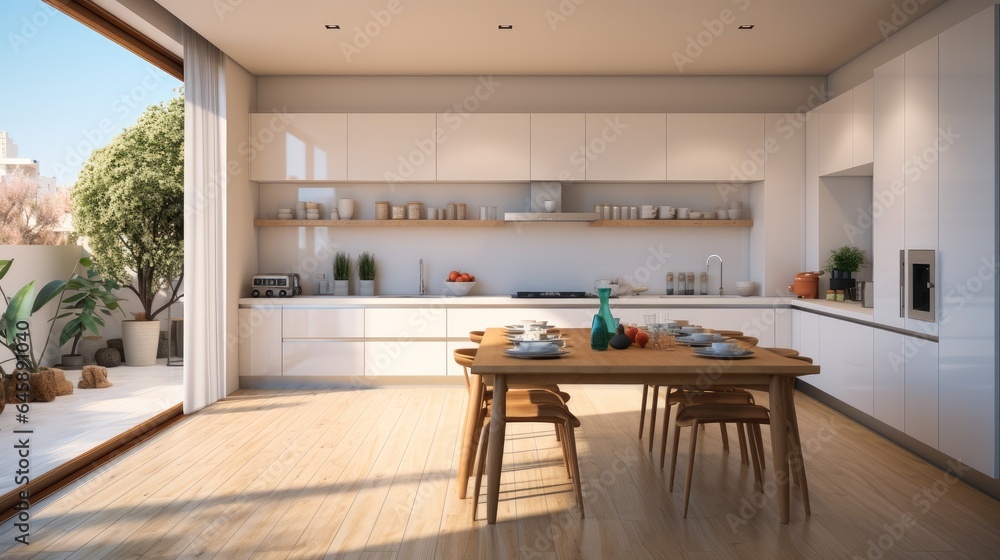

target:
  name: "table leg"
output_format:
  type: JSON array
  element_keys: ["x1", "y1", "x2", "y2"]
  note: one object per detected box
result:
[
  {"x1": 457, "y1": 388, "x2": 479, "y2": 499},
  {"x1": 785, "y1": 384, "x2": 811, "y2": 516},
  {"x1": 769, "y1": 375, "x2": 790, "y2": 523},
  {"x1": 486, "y1": 374, "x2": 507, "y2": 524}
]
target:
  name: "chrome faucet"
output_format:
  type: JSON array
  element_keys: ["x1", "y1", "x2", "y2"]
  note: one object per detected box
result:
[
  {"x1": 419, "y1": 259, "x2": 426, "y2": 295},
  {"x1": 706, "y1": 254, "x2": 724, "y2": 296}
]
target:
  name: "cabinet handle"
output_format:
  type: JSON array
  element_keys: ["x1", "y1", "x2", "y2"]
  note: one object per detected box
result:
[{"x1": 899, "y1": 249, "x2": 905, "y2": 318}]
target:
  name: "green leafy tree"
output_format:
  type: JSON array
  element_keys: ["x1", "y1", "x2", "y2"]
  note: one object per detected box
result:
[{"x1": 71, "y1": 94, "x2": 184, "y2": 320}]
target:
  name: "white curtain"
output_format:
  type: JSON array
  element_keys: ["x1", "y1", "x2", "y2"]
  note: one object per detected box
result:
[{"x1": 182, "y1": 27, "x2": 227, "y2": 414}]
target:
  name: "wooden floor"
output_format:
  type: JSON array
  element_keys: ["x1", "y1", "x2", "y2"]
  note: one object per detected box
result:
[
  {"x1": 0, "y1": 385, "x2": 997, "y2": 559},
  {"x1": 0, "y1": 362, "x2": 183, "y2": 495}
]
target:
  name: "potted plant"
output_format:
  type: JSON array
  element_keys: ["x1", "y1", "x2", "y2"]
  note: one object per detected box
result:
[
  {"x1": 0, "y1": 259, "x2": 67, "y2": 376},
  {"x1": 826, "y1": 245, "x2": 869, "y2": 291},
  {"x1": 333, "y1": 252, "x2": 351, "y2": 296},
  {"x1": 358, "y1": 252, "x2": 376, "y2": 296},
  {"x1": 71, "y1": 95, "x2": 184, "y2": 366},
  {"x1": 53, "y1": 261, "x2": 125, "y2": 368}
]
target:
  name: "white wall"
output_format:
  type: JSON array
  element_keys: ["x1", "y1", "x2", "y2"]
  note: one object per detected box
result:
[
  {"x1": 828, "y1": 0, "x2": 996, "y2": 94},
  {"x1": 225, "y1": 57, "x2": 258, "y2": 394},
  {"x1": 256, "y1": 76, "x2": 827, "y2": 114}
]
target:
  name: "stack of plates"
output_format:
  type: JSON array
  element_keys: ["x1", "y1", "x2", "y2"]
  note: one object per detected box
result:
[{"x1": 693, "y1": 348, "x2": 755, "y2": 359}]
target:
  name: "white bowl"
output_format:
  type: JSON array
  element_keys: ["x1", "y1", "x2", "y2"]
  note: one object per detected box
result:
[
  {"x1": 712, "y1": 342, "x2": 740, "y2": 354},
  {"x1": 443, "y1": 281, "x2": 475, "y2": 296},
  {"x1": 735, "y1": 281, "x2": 757, "y2": 297}
]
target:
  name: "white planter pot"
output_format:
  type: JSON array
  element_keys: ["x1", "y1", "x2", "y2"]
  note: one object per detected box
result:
[
  {"x1": 333, "y1": 279, "x2": 349, "y2": 296},
  {"x1": 359, "y1": 280, "x2": 375, "y2": 296},
  {"x1": 122, "y1": 320, "x2": 160, "y2": 366}
]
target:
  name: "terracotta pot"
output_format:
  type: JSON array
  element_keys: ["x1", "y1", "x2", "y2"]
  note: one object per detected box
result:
[{"x1": 788, "y1": 271, "x2": 825, "y2": 299}]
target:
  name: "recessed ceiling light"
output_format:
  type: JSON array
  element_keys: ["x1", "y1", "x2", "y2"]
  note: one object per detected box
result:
[
  {"x1": 324, "y1": 24, "x2": 341, "y2": 30},
  {"x1": 738, "y1": 24, "x2": 755, "y2": 30},
  {"x1": 498, "y1": 25, "x2": 513, "y2": 30}
]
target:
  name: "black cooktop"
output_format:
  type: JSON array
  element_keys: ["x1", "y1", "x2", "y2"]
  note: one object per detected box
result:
[{"x1": 511, "y1": 291, "x2": 596, "y2": 299}]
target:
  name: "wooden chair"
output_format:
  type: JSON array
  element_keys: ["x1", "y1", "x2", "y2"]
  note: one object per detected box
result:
[
  {"x1": 471, "y1": 399, "x2": 584, "y2": 520},
  {"x1": 760, "y1": 347, "x2": 800, "y2": 358},
  {"x1": 668, "y1": 403, "x2": 771, "y2": 517},
  {"x1": 468, "y1": 331, "x2": 571, "y2": 403},
  {"x1": 658, "y1": 388, "x2": 757, "y2": 469},
  {"x1": 454, "y1": 348, "x2": 571, "y2": 500},
  {"x1": 469, "y1": 330, "x2": 485, "y2": 344}
]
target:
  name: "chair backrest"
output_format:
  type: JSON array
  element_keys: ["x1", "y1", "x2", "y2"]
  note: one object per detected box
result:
[
  {"x1": 454, "y1": 348, "x2": 477, "y2": 390},
  {"x1": 788, "y1": 354, "x2": 814, "y2": 364},
  {"x1": 713, "y1": 330, "x2": 744, "y2": 337},
  {"x1": 469, "y1": 330, "x2": 485, "y2": 344}
]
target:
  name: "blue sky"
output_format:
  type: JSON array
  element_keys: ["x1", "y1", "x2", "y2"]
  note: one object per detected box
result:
[{"x1": 0, "y1": 1, "x2": 181, "y2": 186}]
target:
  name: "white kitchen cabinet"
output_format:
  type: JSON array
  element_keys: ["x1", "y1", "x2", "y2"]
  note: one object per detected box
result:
[
  {"x1": 283, "y1": 308, "x2": 364, "y2": 339},
  {"x1": 816, "y1": 80, "x2": 874, "y2": 176},
  {"x1": 365, "y1": 307, "x2": 447, "y2": 338},
  {"x1": 852, "y1": 79, "x2": 874, "y2": 166},
  {"x1": 347, "y1": 113, "x2": 437, "y2": 182},
  {"x1": 792, "y1": 310, "x2": 822, "y2": 391},
  {"x1": 238, "y1": 308, "x2": 283, "y2": 376},
  {"x1": 666, "y1": 114, "x2": 764, "y2": 181},
  {"x1": 818, "y1": 316, "x2": 874, "y2": 416},
  {"x1": 531, "y1": 113, "x2": 586, "y2": 181},
  {"x1": 872, "y1": 54, "x2": 906, "y2": 329},
  {"x1": 937, "y1": 5, "x2": 998, "y2": 477},
  {"x1": 249, "y1": 113, "x2": 347, "y2": 181},
  {"x1": 282, "y1": 341, "x2": 365, "y2": 376},
  {"x1": 584, "y1": 113, "x2": 666, "y2": 181},
  {"x1": 817, "y1": 92, "x2": 853, "y2": 176},
  {"x1": 872, "y1": 330, "x2": 905, "y2": 432},
  {"x1": 904, "y1": 337, "x2": 938, "y2": 449},
  {"x1": 365, "y1": 341, "x2": 446, "y2": 375},
  {"x1": 436, "y1": 113, "x2": 530, "y2": 181}
]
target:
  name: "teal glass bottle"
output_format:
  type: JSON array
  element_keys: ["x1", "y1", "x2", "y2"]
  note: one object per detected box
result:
[
  {"x1": 597, "y1": 287, "x2": 616, "y2": 334},
  {"x1": 590, "y1": 287, "x2": 616, "y2": 351},
  {"x1": 591, "y1": 313, "x2": 610, "y2": 350}
]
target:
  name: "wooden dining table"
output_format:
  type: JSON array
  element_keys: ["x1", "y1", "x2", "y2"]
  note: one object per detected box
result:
[{"x1": 470, "y1": 327, "x2": 821, "y2": 525}]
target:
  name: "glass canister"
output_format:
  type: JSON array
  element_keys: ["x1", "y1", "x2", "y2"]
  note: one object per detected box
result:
[
  {"x1": 446, "y1": 203, "x2": 457, "y2": 220},
  {"x1": 700, "y1": 272, "x2": 709, "y2": 295},
  {"x1": 407, "y1": 201, "x2": 422, "y2": 220},
  {"x1": 687, "y1": 272, "x2": 696, "y2": 295},
  {"x1": 677, "y1": 272, "x2": 687, "y2": 295},
  {"x1": 375, "y1": 201, "x2": 390, "y2": 220},
  {"x1": 391, "y1": 205, "x2": 406, "y2": 220},
  {"x1": 457, "y1": 203, "x2": 467, "y2": 220},
  {"x1": 666, "y1": 272, "x2": 674, "y2": 295}
]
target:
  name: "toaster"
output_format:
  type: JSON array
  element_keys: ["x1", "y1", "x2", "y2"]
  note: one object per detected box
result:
[{"x1": 250, "y1": 273, "x2": 302, "y2": 298}]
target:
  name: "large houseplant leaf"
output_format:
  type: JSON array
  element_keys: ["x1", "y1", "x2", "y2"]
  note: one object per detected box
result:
[{"x1": 4, "y1": 282, "x2": 36, "y2": 346}]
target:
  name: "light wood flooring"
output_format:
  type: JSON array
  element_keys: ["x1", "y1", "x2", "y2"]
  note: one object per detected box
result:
[
  {"x1": 0, "y1": 385, "x2": 997, "y2": 559},
  {"x1": 0, "y1": 362, "x2": 183, "y2": 495}
]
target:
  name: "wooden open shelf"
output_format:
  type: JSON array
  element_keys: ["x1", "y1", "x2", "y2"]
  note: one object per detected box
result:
[
  {"x1": 588, "y1": 219, "x2": 752, "y2": 227},
  {"x1": 255, "y1": 219, "x2": 506, "y2": 227}
]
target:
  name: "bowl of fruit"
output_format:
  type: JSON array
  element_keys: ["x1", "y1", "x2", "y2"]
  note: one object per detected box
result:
[{"x1": 444, "y1": 270, "x2": 476, "y2": 296}]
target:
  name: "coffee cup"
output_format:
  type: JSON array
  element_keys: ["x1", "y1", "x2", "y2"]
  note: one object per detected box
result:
[
  {"x1": 728, "y1": 208, "x2": 741, "y2": 220},
  {"x1": 658, "y1": 206, "x2": 674, "y2": 219},
  {"x1": 712, "y1": 342, "x2": 740, "y2": 355},
  {"x1": 543, "y1": 199, "x2": 557, "y2": 213},
  {"x1": 641, "y1": 205, "x2": 658, "y2": 219},
  {"x1": 677, "y1": 208, "x2": 690, "y2": 219},
  {"x1": 689, "y1": 332, "x2": 715, "y2": 342}
]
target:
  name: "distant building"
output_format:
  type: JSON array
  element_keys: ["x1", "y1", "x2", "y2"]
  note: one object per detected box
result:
[{"x1": 0, "y1": 130, "x2": 59, "y2": 197}]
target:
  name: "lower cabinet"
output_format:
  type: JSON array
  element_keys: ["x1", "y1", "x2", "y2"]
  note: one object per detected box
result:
[
  {"x1": 795, "y1": 309, "x2": 940, "y2": 451},
  {"x1": 238, "y1": 308, "x2": 282, "y2": 376},
  {"x1": 364, "y1": 341, "x2": 446, "y2": 376},
  {"x1": 283, "y1": 340, "x2": 365, "y2": 376},
  {"x1": 818, "y1": 316, "x2": 874, "y2": 416}
]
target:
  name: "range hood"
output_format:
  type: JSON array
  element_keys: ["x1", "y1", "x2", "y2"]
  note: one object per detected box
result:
[{"x1": 503, "y1": 182, "x2": 599, "y2": 222}]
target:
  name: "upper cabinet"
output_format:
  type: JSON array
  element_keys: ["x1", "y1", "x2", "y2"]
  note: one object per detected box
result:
[
  {"x1": 816, "y1": 80, "x2": 874, "y2": 176},
  {"x1": 666, "y1": 114, "x2": 764, "y2": 181},
  {"x1": 347, "y1": 113, "x2": 437, "y2": 182},
  {"x1": 250, "y1": 113, "x2": 347, "y2": 181},
  {"x1": 436, "y1": 113, "x2": 530, "y2": 181},
  {"x1": 530, "y1": 113, "x2": 585, "y2": 181},
  {"x1": 903, "y1": 37, "x2": 939, "y2": 255},
  {"x1": 584, "y1": 113, "x2": 666, "y2": 181}
]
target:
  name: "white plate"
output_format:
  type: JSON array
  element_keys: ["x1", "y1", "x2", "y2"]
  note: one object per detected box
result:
[
  {"x1": 504, "y1": 348, "x2": 568, "y2": 359},
  {"x1": 692, "y1": 348, "x2": 755, "y2": 359},
  {"x1": 677, "y1": 335, "x2": 728, "y2": 345}
]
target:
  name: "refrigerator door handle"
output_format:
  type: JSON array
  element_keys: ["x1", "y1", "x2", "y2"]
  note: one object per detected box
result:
[{"x1": 899, "y1": 249, "x2": 905, "y2": 318}]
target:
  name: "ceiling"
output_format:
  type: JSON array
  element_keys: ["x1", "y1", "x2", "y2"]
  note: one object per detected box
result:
[{"x1": 152, "y1": 0, "x2": 946, "y2": 76}]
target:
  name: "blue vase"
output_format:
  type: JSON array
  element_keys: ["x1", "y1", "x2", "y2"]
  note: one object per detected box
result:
[{"x1": 591, "y1": 313, "x2": 610, "y2": 351}]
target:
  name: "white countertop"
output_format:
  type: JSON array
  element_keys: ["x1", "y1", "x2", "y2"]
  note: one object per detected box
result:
[
  {"x1": 239, "y1": 294, "x2": 787, "y2": 308},
  {"x1": 789, "y1": 298, "x2": 874, "y2": 321}
]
